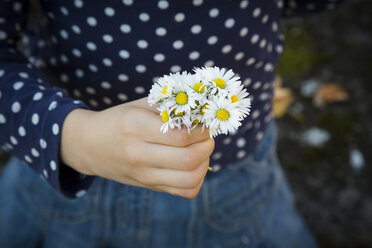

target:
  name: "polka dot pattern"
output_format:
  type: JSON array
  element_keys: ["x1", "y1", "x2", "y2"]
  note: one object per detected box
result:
[{"x1": 0, "y1": 0, "x2": 338, "y2": 197}]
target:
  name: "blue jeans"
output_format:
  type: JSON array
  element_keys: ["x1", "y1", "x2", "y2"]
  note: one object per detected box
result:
[{"x1": 0, "y1": 123, "x2": 317, "y2": 248}]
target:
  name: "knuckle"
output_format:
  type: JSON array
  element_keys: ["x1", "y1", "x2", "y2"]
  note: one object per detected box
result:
[
  {"x1": 182, "y1": 188, "x2": 200, "y2": 199},
  {"x1": 175, "y1": 131, "x2": 191, "y2": 147},
  {"x1": 183, "y1": 149, "x2": 199, "y2": 170},
  {"x1": 185, "y1": 170, "x2": 203, "y2": 188}
]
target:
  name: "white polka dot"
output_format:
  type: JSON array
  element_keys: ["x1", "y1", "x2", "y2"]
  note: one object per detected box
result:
[
  {"x1": 75, "y1": 69, "x2": 84, "y2": 77},
  {"x1": 240, "y1": 27, "x2": 249, "y2": 37},
  {"x1": 72, "y1": 48, "x2": 82, "y2": 57},
  {"x1": 189, "y1": 51, "x2": 200, "y2": 60},
  {"x1": 86, "y1": 42, "x2": 97, "y2": 51},
  {"x1": 272, "y1": 22, "x2": 278, "y2": 32},
  {"x1": 48, "y1": 101, "x2": 57, "y2": 111},
  {"x1": 236, "y1": 138, "x2": 246, "y2": 148},
  {"x1": 212, "y1": 152, "x2": 222, "y2": 160},
  {"x1": 193, "y1": 0, "x2": 203, "y2": 6},
  {"x1": 31, "y1": 148, "x2": 40, "y2": 157},
  {"x1": 120, "y1": 24, "x2": 131, "y2": 34},
  {"x1": 102, "y1": 34, "x2": 113, "y2": 43},
  {"x1": 240, "y1": 0, "x2": 249, "y2": 9},
  {"x1": 19, "y1": 72, "x2": 29, "y2": 78},
  {"x1": 119, "y1": 49, "x2": 130, "y2": 59},
  {"x1": 118, "y1": 73, "x2": 129, "y2": 82},
  {"x1": 0, "y1": 70, "x2": 4, "y2": 77},
  {"x1": 137, "y1": 39, "x2": 148, "y2": 49},
  {"x1": 262, "y1": 14, "x2": 269, "y2": 23},
  {"x1": 212, "y1": 164, "x2": 221, "y2": 172},
  {"x1": 0, "y1": 114, "x2": 6, "y2": 124},
  {"x1": 256, "y1": 132, "x2": 264, "y2": 141},
  {"x1": 253, "y1": 81, "x2": 262, "y2": 90},
  {"x1": 174, "y1": 13, "x2": 185, "y2": 22},
  {"x1": 60, "y1": 54, "x2": 69, "y2": 63},
  {"x1": 104, "y1": 7, "x2": 115, "y2": 16},
  {"x1": 135, "y1": 64, "x2": 147, "y2": 73},
  {"x1": 170, "y1": 65, "x2": 181, "y2": 73},
  {"x1": 154, "y1": 53, "x2": 165, "y2": 62},
  {"x1": 52, "y1": 123, "x2": 59, "y2": 135},
  {"x1": 60, "y1": 6, "x2": 69, "y2": 16},
  {"x1": 251, "y1": 34, "x2": 260, "y2": 44},
  {"x1": 31, "y1": 113, "x2": 39, "y2": 125},
  {"x1": 87, "y1": 17, "x2": 97, "y2": 26},
  {"x1": 221, "y1": 44, "x2": 232, "y2": 54},
  {"x1": 89, "y1": 99, "x2": 98, "y2": 107},
  {"x1": 10, "y1": 136, "x2": 18, "y2": 145},
  {"x1": 139, "y1": 12, "x2": 150, "y2": 22},
  {"x1": 101, "y1": 81, "x2": 112, "y2": 89},
  {"x1": 191, "y1": 24, "x2": 202, "y2": 34},
  {"x1": 24, "y1": 155, "x2": 32, "y2": 163},
  {"x1": 155, "y1": 27, "x2": 167, "y2": 36},
  {"x1": 264, "y1": 63, "x2": 274, "y2": 72},
  {"x1": 253, "y1": 7, "x2": 261, "y2": 17},
  {"x1": 60, "y1": 74, "x2": 69, "y2": 83},
  {"x1": 74, "y1": 0, "x2": 83, "y2": 8},
  {"x1": 246, "y1": 57, "x2": 256, "y2": 66},
  {"x1": 209, "y1": 8, "x2": 219, "y2": 18},
  {"x1": 123, "y1": 0, "x2": 133, "y2": 6},
  {"x1": 158, "y1": 0, "x2": 169, "y2": 9},
  {"x1": 172, "y1": 40, "x2": 184, "y2": 49},
  {"x1": 59, "y1": 29, "x2": 69, "y2": 39},
  {"x1": 207, "y1": 36, "x2": 218, "y2": 45},
  {"x1": 13, "y1": 81, "x2": 24, "y2": 91},
  {"x1": 223, "y1": 137, "x2": 232, "y2": 145},
  {"x1": 103, "y1": 97, "x2": 112, "y2": 105},
  {"x1": 89, "y1": 64, "x2": 98, "y2": 72},
  {"x1": 234, "y1": 52, "x2": 244, "y2": 61},
  {"x1": 103, "y1": 58, "x2": 113, "y2": 67},
  {"x1": 224, "y1": 18, "x2": 235, "y2": 28},
  {"x1": 255, "y1": 61, "x2": 264, "y2": 69},
  {"x1": 134, "y1": 86, "x2": 145, "y2": 94},
  {"x1": 204, "y1": 60, "x2": 214, "y2": 67},
  {"x1": 11, "y1": 102, "x2": 21, "y2": 113},
  {"x1": 43, "y1": 169, "x2": 48, "y2": 179},
  {"x1": 118, "y1": 93, "x2": 128, "y2": 101},
  {"x1": 50, "y1": 160, "x2": 56, "y2": 170},
  {"x1": 0, "y1": 31, "x2": 8, "y2": 40},
  {"x1": 18, "y1": 126, "x2": 26, "y2": 136},
  {"x1": 276, "y1": 44, "x2": 283, "y2": 54},
  {"x1": 86, "y1": 87, "x2": 96, "y2": 94},
  {"x1": 76, "y1": 190, "x2": 86, "y2": 198},
  {"x1": 40, "y1": 139, "x2": 47, "y2": 149},
  {"x1": 236, "y1": 150, "x2": 246, "y2": 159}
]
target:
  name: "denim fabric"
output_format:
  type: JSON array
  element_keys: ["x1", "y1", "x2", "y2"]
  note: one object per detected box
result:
[{"x1": 0, "y1": 122, "x2": 317, "y2": 248}]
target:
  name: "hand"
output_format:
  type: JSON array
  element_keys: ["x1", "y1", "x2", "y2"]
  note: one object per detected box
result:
[{"x1": 60, "y1": 97, "x2": 215, "y2": 199}]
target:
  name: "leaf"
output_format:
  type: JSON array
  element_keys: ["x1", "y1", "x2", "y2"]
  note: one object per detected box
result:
[
  {"x1": 313, "y1": 82, "x2": 349, "y2": 108},
  {"x1": 273, "y1": 76, "x2": 294, "y2": 118}
]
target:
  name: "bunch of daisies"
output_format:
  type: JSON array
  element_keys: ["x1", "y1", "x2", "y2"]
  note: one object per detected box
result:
[{"x1": 148, "y1": 66, "x2": 251, "y2": 138}]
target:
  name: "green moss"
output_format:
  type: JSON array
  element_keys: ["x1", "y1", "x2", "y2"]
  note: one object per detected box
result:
[{"x1": 277, "y1": 24, "x2": 330, "y2": 79}]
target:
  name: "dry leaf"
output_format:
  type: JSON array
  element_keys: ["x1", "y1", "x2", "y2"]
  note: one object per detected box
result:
[
  {"x1": 313, "y1": 82, "x2": 349, "y2": 108},
  {"x1": 273, "y1": 76, "x2": 294, "y2": 118}
]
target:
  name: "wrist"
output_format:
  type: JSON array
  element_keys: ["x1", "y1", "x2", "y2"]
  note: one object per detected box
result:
[{"x1": 60, "y1": 108, "x2": 96, "y2": 175}]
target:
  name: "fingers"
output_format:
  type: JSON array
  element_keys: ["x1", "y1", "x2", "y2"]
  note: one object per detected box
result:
[
  {"x1": 153, "y1": 176, "x2": 205, "y2": 199},
  {"x1": 143, "y1": 138, "x2": 215, "y2": 170},
  {"x1": 126, "y1": 97, "x2": 159, "y2": 113}
]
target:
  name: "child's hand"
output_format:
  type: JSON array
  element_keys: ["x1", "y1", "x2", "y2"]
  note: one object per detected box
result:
[{"x1": 60, "y1": 97, "x2": 215, "y2": 199}]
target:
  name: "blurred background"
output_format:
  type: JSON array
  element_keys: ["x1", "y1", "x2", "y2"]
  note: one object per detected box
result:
[{"x1": 1, "y1": 0, "x2": 371, "y2": 247}]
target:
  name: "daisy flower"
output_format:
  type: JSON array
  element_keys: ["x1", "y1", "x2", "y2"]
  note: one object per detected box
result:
[
  {"x1": 203, "y1": 97, "x2": 242, "y2": 138},
  {"x1": 194, "y1": 66, "x2": 241, "y2": 96},
  {"x1": 168, "y1": 80, "x2": 198, "y2": 115},
  {"x1": 157, "y1": 104, "x2": 176, "y2": 133},
  {"x1": 228, "y1": 85, "x2": 251, "y2": 118},
  {"x1": 148, "y1": 75, "x2": 176, "y2": 105}
]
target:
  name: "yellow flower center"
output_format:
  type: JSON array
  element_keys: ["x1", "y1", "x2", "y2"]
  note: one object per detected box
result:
[
  {"x1": 161, "y1": 110, "x2": 169, "y2": 122},
  {"x1": 201, "y1": 104, "x2": 208, "y2": 115},
  {"x1": 176, "y1": 111, "x2": 184, "y2": 117},
  {"x1": 231, "y1": 95, "x2": 239, "y2": 103},
  {"x1": 162, "y1": 86, "x2": 168, "y2": 95},
  {"x1": 193, "y1": 119, "x2": 199, "y2": 125},
  {"x1": 213, "y1": 78, "x2": 226, "y2": 89},
  {"x1": 216, "y1": 109, "x2": 229, "y2": 121},
  {"x1": 176, "y1": 92, "x2": 188, "y2": 105},
  {"x1": 193, "y1": 82, "x2": 205, "y2": 93}
]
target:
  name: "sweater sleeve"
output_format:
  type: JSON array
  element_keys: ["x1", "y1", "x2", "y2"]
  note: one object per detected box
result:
[
  {"x1": 282, "y1": 0, "x2": 345, "y2": 17},
  {"x1": 0, "y1": 0, "x2": 95, "y2": 199}
]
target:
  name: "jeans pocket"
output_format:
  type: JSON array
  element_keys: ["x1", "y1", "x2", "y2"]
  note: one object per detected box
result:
[
  {"x1": 15, "y1": 159, "x2": 100, "y2": 224},
  {"x1": 203, "y1": 137, "x2": 280, "y2": 232}
]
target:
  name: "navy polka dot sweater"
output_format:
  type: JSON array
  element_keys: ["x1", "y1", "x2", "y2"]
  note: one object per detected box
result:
[{"x1": 0, "y1": 0, "x2": 342, "y2": 198}]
